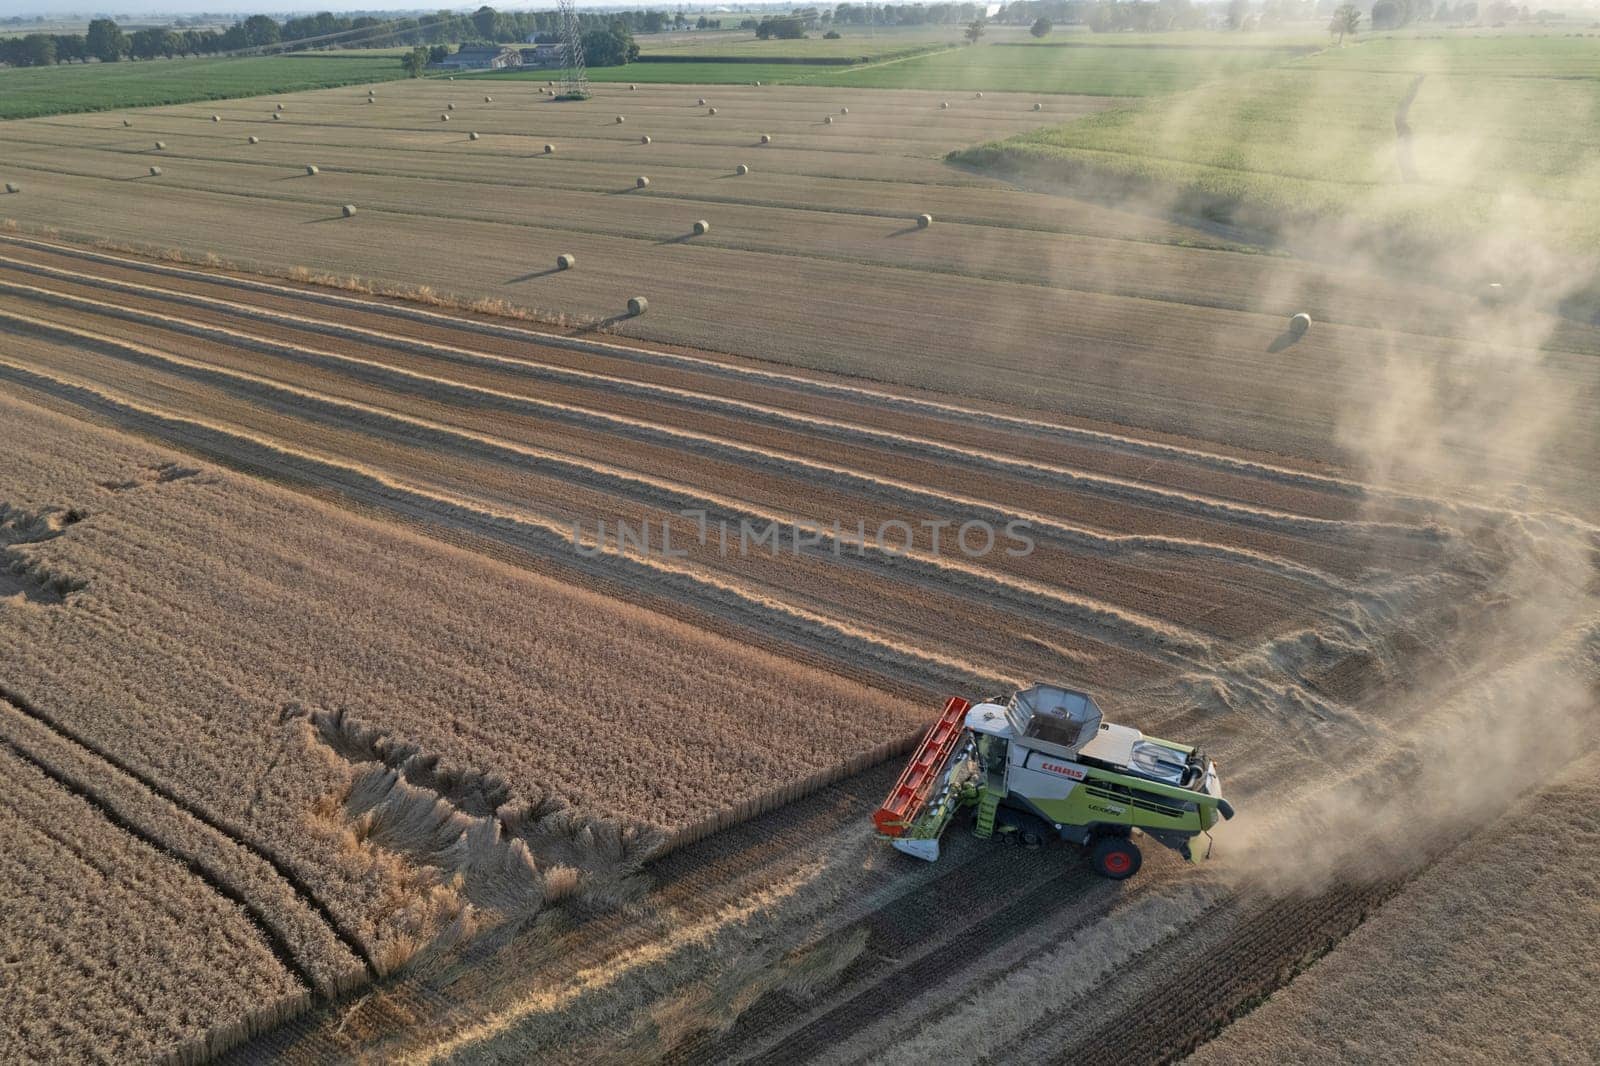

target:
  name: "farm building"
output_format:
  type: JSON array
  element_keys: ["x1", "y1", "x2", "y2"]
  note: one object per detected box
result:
[
  {"x1": 432, "y1": 45, "x2": 522, "y2": 70},
  {"x1": 518, "y1": 43, "x2": 563, "y2": 68}
]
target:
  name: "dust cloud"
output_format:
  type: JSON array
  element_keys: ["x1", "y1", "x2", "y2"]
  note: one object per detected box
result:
[{"x1": 1187, "y1": 66, "x2": 1600, "y2": 894}]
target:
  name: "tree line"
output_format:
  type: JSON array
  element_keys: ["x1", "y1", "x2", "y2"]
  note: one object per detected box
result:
[{"x1": 1, "y1": 4, "x2": 1011, "y2": 69}]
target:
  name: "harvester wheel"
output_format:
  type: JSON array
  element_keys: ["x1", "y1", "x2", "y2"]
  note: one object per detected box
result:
[{"x1": 1090, "y1": 836, "x2": 1141, "y2": 880}]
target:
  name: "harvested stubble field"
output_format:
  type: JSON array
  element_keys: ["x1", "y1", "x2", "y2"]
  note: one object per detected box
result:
[
  {"x1": 3, "y1": 66, "x2": 1599, "y2": 1064},
  {"x1": 1, "y1": 230, "x2": 1596, "y2": 1062},
  {"x1": 3, "y1": 77, "x2": 1599, "y2": 487}
]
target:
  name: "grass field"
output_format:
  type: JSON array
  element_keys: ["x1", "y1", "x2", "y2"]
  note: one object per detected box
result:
[
  {"x1": 961, "y1": 35, "x2": 1600, "y2": 247},
  {"x1": 805, "y1": 40, "x2": 1309, "y2": 95},
  {"x1": 567, "y1": 37, "x2": 1311, "y2": 94},
  {"x1": 634, "y1": 24, "x2": 972, "y2": 59},
  {"x1": 0, "y1": 54, "x2": 407, "y2": 120}
]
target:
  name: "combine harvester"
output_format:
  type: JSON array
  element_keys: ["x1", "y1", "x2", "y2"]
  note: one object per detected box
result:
[{"x1": 873, "y1": 684, "x2": 1234, "y2": 879}]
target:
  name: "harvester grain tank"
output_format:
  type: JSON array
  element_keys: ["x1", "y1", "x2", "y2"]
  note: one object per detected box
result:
[{"x1": 873, "y1": 684, "x2": 1233, "y2": 878}]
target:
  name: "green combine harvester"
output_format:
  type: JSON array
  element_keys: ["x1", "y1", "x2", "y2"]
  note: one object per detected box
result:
[{"x1": 872, "y1": 684, "x2": 1234, "y2": 879}]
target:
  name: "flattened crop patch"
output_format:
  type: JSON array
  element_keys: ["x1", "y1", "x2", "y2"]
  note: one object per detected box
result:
[{"x1": 0, "y1": 503, "x2": 87, "y2": 605}]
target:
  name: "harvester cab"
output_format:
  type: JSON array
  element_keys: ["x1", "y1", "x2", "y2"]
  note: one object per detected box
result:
[{"x1": 872, "y1": 683, "x2": 1234, "y2": 879}]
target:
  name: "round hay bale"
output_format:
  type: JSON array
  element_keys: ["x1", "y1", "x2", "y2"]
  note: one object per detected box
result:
[
  {"x1": 484, "y1": 95, "x2": 493, "y2": 102},
  {"x1": 4, "y1": 183, "x2": 18, "y2": 194},
  {"x1": 276, "y1": 103, "x2": 285, "y2": 111},
  {"x1": 122, "y1": 118, "x2": 132, "y2": 126},
  {"x1": 1288, "y1": 312, "x2": 1312, "y2": 336},
  {"x1": 447, "y1": 103, "x2": 455, "y2": 110},
  {"x1": 616, "y1": 115, "x2": 626, "y2": 124},
  {"x1": 305, "y1": 164, "x2": 319, "y2": 175},
  {"x1": 824, "y1": 115, "x2": 833, "y2": 125},
  {"x1": 365, "y1": 98, "x2": 374, "y2": 104},
  {"x1": 698, "y1": 97, "x2": 707, "y2": 106},
  {"x1": 154, "y1": 140, "x2": 166, "y2": 150},
  {"x1": 916, "y1": 213, "x2": 933, "y2": 228},
  {"x1": 441, "y1": 113, "x2": 450, "y2": 121},
  {"x1": 640, "y1": 134, "x2": 652, "y2": 144},
  {"x1": 974, "y1": 91, "x2": 983, "y2": 99},
  {"x1": 211, "y1": 114, "x2": 221, "y2": 122},
  {"x1": 629, "y1": 83, "x2": 637, "y2": 90},
  {"x1": 628, "y1": 296, "x2": 648, "y2": 316},
  {"x1": 1032, "y1": 102, "x2": 1043, "y2": 111},
  {"x1": 693, "y1": 219, "x2": 710, "y2": 235},
  {"x1": 636, "y1": 175, "x2": 650, "y2": 188},
  {"x1": 556, "y1": 253, "x2": 575, "y2": 270},
  {"x1": 940, "y1": 101, "x2": 949, "y2": 109},
  {"x1": 149, "y1": 165, "x2": 163, "y2": 176},
  {"x1": 249, "y1": 135, "x2": 260, "y2": 144},
  {"x1": 469, "y1": 131, "x2": 480, "y2": 140},
  {"x1": 272, "y1": 113, "x2": 281, "y2": 121},
  {"x1": 760, "y1": 133, "x2": 771, "y2": 144},
  {"x1": 544, "y1": 143, "x2": 555, "y2": 154},
  {"x1": 341, "y1": 204, "x2": 357, "y2": 217},
  {"x1": 547, "y1": 80, "x2": 554, "y2": 86},
  {"x1": 368, "y1": 88, "x2": 375, "y2": 96},
  {"x1": 449, "y1": 75, "x2": 455, "y2": 81},
  {"x1": 840, "y1": 106, "x2": 849, "y2": 114},
  {"x1": 754, "y1": 80, "x2": 762, "y2": 86},
  {"x1": 709, "y1": 107, "x2": 718, "y2": 115},
  {"x1": 735, "y1": 163, "x2": 749, "y2": 175}
]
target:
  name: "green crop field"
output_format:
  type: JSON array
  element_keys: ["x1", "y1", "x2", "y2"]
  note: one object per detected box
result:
[
  {"x1": 0, "y1": 53, "x2": 407, "y2": 120},
  {"x1": 555, "y1": 37, "x2": 1309, "y2": 95},
  {"x1": 634, "y1": 24, "x2": 975, "y2": 59},
  {"x1": 958, "y1": 34, "x2": 1600, "y2": 248}
]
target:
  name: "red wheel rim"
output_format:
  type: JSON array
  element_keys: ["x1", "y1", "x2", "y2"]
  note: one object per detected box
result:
[{"x1": 1104, "y1": 851, "x2": 1131, "y2": 874}]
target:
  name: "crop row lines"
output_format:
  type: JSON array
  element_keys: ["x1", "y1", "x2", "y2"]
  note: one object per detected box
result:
[
  {"x1": 0, "y1": 234, "x2": 1373, "y2": 500},
  {"x1": 0, "y1": 269, "x2": 1371, "y2": 598},
  {"x1": 0, "y1": 356, "x2": 1016, "y2": 698},
  {"x1": 0, "y1": 261, "x2": 1389, "y2": 548},
  {"x1": 0, "y1": 306, "x2": 1220, "y2": 663}
]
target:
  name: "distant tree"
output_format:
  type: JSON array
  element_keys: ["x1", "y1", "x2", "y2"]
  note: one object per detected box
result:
[
  {"x1": 964, "y1": 15, "x2": 986, "y2": 41},
  {"x1": 1226, "y1": 0, "x2": 1251, "y2": 27},
  {"x1": 86, "y1": 18, "x2": 127, "y2": 62},
  {"x1": 17, "y1": 33, "x2": 57, "y2": 66},
  {"x1": 824, "y1": 28, "x2": 843, "y2": 37},
  {"x1": 582, "y1": 27, "x2": 633, "y2": 66},
  {"x1": 756, "y1": 16, "x2": 809, "y2": 38},
  {"x1": 239, "y1": 15, "x2": 281, "y2": 47},
  {"x1": 130, "y1": 27, "x2": 166, "y2": 60},
  {"x1": 1030, "y1": 16, "x2": 1053, "y2": 35},
  {"x1": 428, "y1": 44, "x2": 450, "y2": 64},
  {"x1": 402, "y1": 45, "x2": 429, "y2": 76},
  {"x1": 471, "y1": 6, "x2": 498, "y2": 40},
  {"x1": 52, "y1": 33, "x2": 87, "y2": 63},
  {"x1": 1370, "y1": 0, "x2": 1402, "y2": 25},
  {"x1": 1329, "y1": 1, "x2": 1361, "y2": 39}
]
